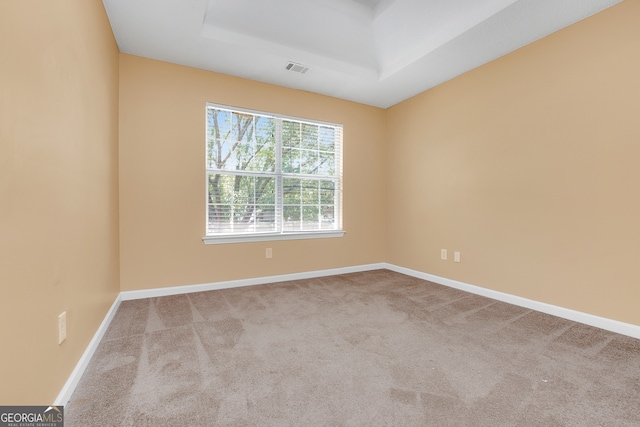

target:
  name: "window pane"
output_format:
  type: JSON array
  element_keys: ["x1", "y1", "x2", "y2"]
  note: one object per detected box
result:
[
  {"x1": 300, "y1": 150, "x2": 319, "y2": 175},
  {"x1": 301, "y1": 123, "x2": 318, "y2": 149},
  {"x1": 283, "y1": 206, "x2": 301, "y2": 231},
  {"x1": 207, "y1": 108, "x2": 232, "y2": 169},
  {"x1": 282, "y1": 120, "x2": 300, "y2": 149},
  {"x1": 320, "y1": 180, "x2": 337, "y2": 230},
  {"x1": 301, "y1": 179, "x2": 319, "y2": 204},
  {"x1": 302, "y1": 206, "x2": 319, "y2": 226},
  {"x1": 208, "y1": 174, "x2": 234, "y2": 204},
  {"x1": 321, "y1": 206, "x2": 335, "y2": 226},
  {"x1": 283, "y1": 178, "x2": 301, "y2": 203},
  {"x1": 255, "y1": 205, "x2": 276, "y2": 232},
  {"x1": 318, "y1": 152, "x2": 335, "y2": 175},
  {"x1": 231, "y1": 112, "x2": 253, "y2": 143},
  {"x1": 319, "y1": 126, "x2": 335, "y2": 151},
  {"x1": 320, "y1": 180, "x2": 336, "y2": 204},
  {"x1": 257, "y1": 177, "x2": 276, "y2": 204},
  {"x1": 208, "y1": 204, "x2": 232, "y2": 233},
  {"x1": 282, "y1": 148, "x2": 300, "y2": 173},
  {"x1": 245, "y1": 115, "x2": 276, "y2": 172}
]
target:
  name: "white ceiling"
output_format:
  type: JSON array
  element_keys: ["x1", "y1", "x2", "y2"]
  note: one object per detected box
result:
[{"x1": 102, "y1": 0, "x2": 622, "y2": 108}]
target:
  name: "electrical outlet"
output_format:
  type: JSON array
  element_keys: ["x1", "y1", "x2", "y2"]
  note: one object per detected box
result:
[
  {"x1": 266, "y1": 248, "x2": 272, "y2": 259},
  {"x1": 454, "y1": 251, "x2": 461, "y2": 263},
  {"x1": 440, "y1": 249, "x2": 448, "y2": 260},
  {"x1": 58, "y1": 312, "x2": 67, "y2": 344}
]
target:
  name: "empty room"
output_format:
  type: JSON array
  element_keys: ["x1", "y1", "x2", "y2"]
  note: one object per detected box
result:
[{"x1": 1, "y1": 0, "x2": 639, "y2": 425}]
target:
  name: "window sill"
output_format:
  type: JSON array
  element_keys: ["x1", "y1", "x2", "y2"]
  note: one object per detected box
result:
[{"x1": 202, "y1": 230, "x2": 345, "y2": 245}]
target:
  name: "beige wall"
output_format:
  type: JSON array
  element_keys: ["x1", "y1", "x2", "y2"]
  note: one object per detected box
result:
[
  {"x1": 0, "y1": 0, "x2": 120, "y2": 404},
  {"x1": 386, "y1": 1, "x2": 640, "y2": 326},
  {"x1": 118, "y1": 55, "x2": 387, "y2": 291}
]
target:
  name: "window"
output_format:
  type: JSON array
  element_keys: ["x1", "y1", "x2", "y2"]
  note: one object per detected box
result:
[{"x1": 203, "y1": 103, "x2": 344, "y2": 244}]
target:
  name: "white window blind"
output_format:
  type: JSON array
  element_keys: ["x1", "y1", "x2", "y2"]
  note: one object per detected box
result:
[{"x1": 204, "y1": 103, "x2": 343, "y2": 244}]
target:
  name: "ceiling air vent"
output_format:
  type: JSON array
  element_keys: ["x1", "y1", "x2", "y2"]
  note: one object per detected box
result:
[{"x1": 285, "y1": 62, "x2": 310, "y2": 75}]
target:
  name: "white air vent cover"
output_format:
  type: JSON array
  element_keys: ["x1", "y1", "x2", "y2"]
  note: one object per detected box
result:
[{"x1": 285, "y1": 62, "x2": 310, "y2": 74}]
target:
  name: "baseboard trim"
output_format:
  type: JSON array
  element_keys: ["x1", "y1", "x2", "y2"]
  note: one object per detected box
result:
[
  {"x1": 120, "y1": 263, "x2": 387, "y2": 301},
  {"x1": 384, "y1": 263, "x2": 640, "y2": 340},
  {"x1": 54, "y1": 293, "x2": 122, "y2": 406}
]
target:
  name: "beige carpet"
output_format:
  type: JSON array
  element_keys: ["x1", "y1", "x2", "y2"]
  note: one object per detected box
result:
[{"x1": 65, "y1": 270, "x2": 640, "y2": 426}]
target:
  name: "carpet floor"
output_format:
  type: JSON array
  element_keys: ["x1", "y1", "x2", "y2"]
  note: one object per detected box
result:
[{"x1": 65, "y1": 270, "x2": 640, "y2": 426}]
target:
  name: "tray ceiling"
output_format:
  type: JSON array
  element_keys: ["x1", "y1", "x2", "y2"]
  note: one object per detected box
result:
[{"x1": 103, "y1": 0, "x2": 621, "y2": 108}]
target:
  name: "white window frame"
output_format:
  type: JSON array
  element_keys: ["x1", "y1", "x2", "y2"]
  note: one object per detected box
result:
[{"x1": 203, "y1": 103, "x2": 344, "y2": 245}]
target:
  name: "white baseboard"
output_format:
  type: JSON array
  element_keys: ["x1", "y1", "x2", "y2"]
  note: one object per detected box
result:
[
  {"x1": 57, "y1": 262, "x2": 640, "y2": 406},
  {"x1": 120, "y1": 263, "x2": 387, "y2": 301},
  {"x1": 384, "y1": 263, "x2": 640, "y2": 340},
  {"x1": 54, "y1": 293, "x2": 122, "y2": 406}
]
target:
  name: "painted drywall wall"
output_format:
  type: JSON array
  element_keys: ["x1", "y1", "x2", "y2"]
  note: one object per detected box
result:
[
  {"x1": 0, "y1": 0, "x2": 120, "y2": 404},
  {"x1": 386, "y1": 1, "x2": 640, "y2": 326},
  {"x1": 118, "y1": 54, "x2": 386, "y2": 291}
]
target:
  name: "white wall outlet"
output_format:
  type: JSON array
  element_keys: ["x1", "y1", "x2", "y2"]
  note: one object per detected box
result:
[
  {"x1": 58, "y1": 311, "x2": 67, "y2": 344},
  {"x1": 454, "y1": 251, "x2": 461, "y2": 263},
  {"x1": 266, "y1": 248, "x2": 272, "y2": 259},
  {"x1": 440, "y1": 249, "x2": 448, "y2": 260}
]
